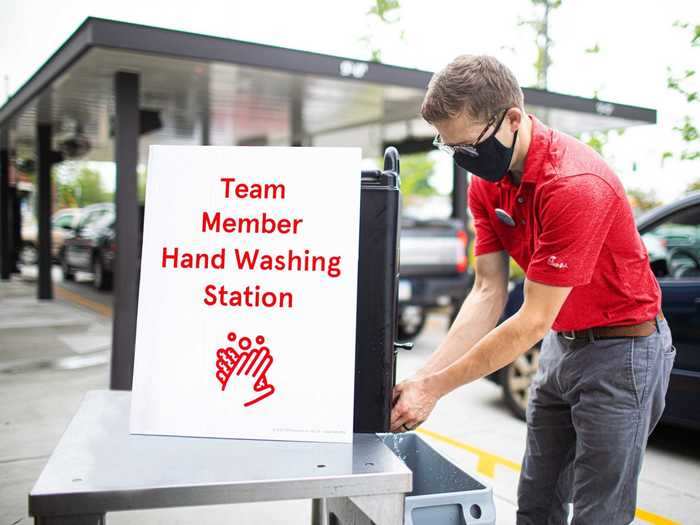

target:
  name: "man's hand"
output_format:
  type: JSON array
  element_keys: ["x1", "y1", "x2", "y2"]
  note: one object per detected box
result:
[{"x1": 390, "y1": 375, "x2": 441, "y2": 432}]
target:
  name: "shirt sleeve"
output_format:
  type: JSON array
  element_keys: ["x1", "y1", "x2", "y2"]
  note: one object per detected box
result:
[
  {"x1": 526, "y1": 174, "x2": 621, "y2": 287},
  {"x1": 468, "y1": 180, "x2": 505, "y2": 256}
]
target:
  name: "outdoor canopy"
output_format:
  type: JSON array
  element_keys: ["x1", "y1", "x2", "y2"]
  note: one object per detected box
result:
[{"x1": 0, "y1": 17, "x2": 657, "y2": 390}]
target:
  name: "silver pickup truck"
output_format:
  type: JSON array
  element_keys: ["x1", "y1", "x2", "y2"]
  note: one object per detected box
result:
[{"x1": 397, "y1": 217, "x2": 473, "y2": 340}]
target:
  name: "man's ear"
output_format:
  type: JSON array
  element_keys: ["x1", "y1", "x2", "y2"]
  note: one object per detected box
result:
[{"x1": 506, "y1": 107, "x2": 523, "y2": 133}]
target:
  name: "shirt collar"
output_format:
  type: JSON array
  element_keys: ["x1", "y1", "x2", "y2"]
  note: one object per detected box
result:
[{"x1": 497, "y1": 114, "x2": 550, "y2": 190}]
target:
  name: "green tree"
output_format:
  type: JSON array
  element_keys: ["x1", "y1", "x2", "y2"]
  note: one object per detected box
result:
[
  {"x1": 137, "y1": 166, "x2": 148, "y2": 203},
  {"x1": 72, "y1": 167, "x2": 111, "y2": 206},
  {"x1": 362, "y1": 0, "x2": 404, "y2": 63},
  {"x1": 521, "y1": 6, "x2": 620, "y2": 159},
  {"x1": 665, "y1": 21, "x2": 700, "y2": 162},
  {"x1": 582, "y1": 130, "x2": 608, "y2": 156},
  {"x1": 577, "y1": 127, "x2": 627, "y2": 157},
  {"x1": 399, "y1": 153, "x2": 437, "y2": 197},
  {"x1": 519, "y1": 0, "x2": 562, "y2": 89},
  {"x1": 56, "y1": 179, "x2": 78, "y2": 209},
  {"x1": 686, "y1": 179, "x2": 700, "y2": 193},
  {"x1": 626, "y1": 188, "x2": 663, "y2": 213},
  {"x1": 577, "y1": 42, "x2": 621, "y2": 156}
]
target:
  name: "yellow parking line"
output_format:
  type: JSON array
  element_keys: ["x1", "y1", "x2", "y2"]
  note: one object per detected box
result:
[
  {"x1": 417, "y1": 427, "x2": 680, "y2": 525},
  {"x1": 634, "y1": 508, "x2": 682, "y2": 525},
  {"x1": 55, "y1": 286, "x2": 113, "y2": 318},
  {"x1": 417, "y1": 427, "x2": 521, "y2": 477}
]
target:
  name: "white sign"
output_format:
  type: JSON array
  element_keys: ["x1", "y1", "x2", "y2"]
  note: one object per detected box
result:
[{"x1": 130, "y1": 146, "x2": 361, "y2": 443}]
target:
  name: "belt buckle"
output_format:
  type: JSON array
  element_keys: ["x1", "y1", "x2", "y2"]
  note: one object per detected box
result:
[{"x1": 562, "y1": 330, "x2": 576, "y2": 341}]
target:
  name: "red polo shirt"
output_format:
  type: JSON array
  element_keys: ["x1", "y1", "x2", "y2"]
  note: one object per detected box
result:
[{"x1": 468, "y1": 115, "x2": 661, "y2": 331}]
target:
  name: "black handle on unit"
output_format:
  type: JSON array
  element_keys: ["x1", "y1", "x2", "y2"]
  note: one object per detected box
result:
[
  {"x1": 394, "y1": 341, "x2": 414, "y2": 351},
  {"x1": 383, "y1": 146, "x2": 400, "y2": 173}
]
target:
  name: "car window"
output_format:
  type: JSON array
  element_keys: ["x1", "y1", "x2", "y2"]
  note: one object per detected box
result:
[
  {"x1": 77, "y1": 213, "x2": 95, "y2": 229},
  {"x1": 80, "y1": 211, "x2": 100, "y2": 228},
  {"x1": 78, "y1": 209, "x2": 107, "y2": 229},
  {"x1": 642, "y1": 204, "x2": 700, "y2": 279},
  {"x1": 93, "y1": 212, "x2": 115, "y2": 230},
  {"x1": 53, "y1": 214, "x2": 75, "y2": 229}
]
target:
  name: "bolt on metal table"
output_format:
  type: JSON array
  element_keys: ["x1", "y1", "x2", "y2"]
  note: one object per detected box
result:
[{"x1": 29, "y1": 390, "x2": 412, "y2": 525}]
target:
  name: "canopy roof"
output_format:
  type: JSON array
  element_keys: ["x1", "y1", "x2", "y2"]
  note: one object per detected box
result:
[{"x1": 0, "y1": 17, "x2": 656, "y2": 163}]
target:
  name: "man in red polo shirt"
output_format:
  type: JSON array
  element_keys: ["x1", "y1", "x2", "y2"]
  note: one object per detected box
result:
[{"x1": 390, "y1": 55, "x2": 676, "y2": 524}]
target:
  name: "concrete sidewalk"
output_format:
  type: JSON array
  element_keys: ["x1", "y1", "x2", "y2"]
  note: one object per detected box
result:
[{"x1": 1, "y1": 277, "x2": 112, "y2": 524}]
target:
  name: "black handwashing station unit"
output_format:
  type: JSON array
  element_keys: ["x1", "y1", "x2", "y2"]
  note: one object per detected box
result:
[
  {"x1": 350, "y1": 147, "x2": 496, "y2": 525},
  {"x1": 354, "y1": 146, "x2": 403, "y2": 433}
]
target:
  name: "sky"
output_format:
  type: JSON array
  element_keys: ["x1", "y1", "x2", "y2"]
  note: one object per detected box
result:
[{"x1": 1, "y1": 0, "x2": 699, "y2": 203}]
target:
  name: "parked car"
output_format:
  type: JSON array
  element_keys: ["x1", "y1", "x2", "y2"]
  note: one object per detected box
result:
[
  {"x1": 60, "y1": 203, "x2": 116, "y2": 290},
  {"x1": 60, "y1": 203, "x2": 145, "y2": 291},
  {"x1": 490, "y1": 191, "x2": 700, "y2": 429},
  {"x1": 19, "y1": 208, "x2": 82, "y2": 265},
  {"x1": 397, "y1": 217, "x2": 472, "y2": 340}
]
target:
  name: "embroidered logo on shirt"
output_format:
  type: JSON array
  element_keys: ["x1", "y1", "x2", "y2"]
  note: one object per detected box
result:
[{"x1": 547, "y1": 255, "x2": 568, "y2": 269}]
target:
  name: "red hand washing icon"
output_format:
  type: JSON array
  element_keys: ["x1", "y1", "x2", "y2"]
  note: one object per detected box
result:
[{"x1": 216, "y1": 331, "x2": 276, "y2": 407}]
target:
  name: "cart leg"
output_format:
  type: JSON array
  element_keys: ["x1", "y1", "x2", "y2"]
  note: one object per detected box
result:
[
  {"x1": 311, "y1": 497, "x2": 329, "y2": 525},
  {"x1": 327, "y1": 497, "x2": 372, "y2": 525},
  {"x1": 327, "y1": 493, "x2": 404, "y2": 525},
  {"x1": 35, "y1": 514, "x2": 105, "y2": 525}
]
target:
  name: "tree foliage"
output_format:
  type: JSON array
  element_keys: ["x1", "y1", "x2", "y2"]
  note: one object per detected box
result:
[
  {"x1": 362, "y1": 0, "x2": 404, "y2": 63},
  {"x1": 686, "y1": 179, "x2": 700, "y2": 193},
  {"x1": 56, "y1": 167, "x2": 112, "y2": 209},
  {"x1": 137, "y1": 166, "x2": 147, "y2": 203},
  {"x1": 400, "y1": 153, "x2": 438, "y2": 197},
  {"x1": 665, "y1": 21, "x2": 700, "y2": 163},
  {"x1": 626, "y1": 188, "x2": 663, "y2": 214},
  {"x1": 368, "y1": 0, "x2": 401, "y2": 23},
  {"x1": 519, "y1": 0, "x2": 562, "y2": 89}
]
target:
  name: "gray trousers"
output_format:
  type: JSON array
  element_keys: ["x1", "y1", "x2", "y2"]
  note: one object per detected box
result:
[{"x1": 516, "y1": 316, "x2": 676, "y2": 525}]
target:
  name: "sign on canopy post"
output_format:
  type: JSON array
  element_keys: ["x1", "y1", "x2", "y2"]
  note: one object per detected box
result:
[{"x1": 130, "y1": 146, "x2": 361, "y2": 443}]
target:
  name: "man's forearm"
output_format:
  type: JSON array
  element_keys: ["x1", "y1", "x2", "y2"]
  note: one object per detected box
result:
[
  {"x1": 416, "y1": 285, "x2": 506, "y2": 378},
  {"x1": 428, "y1": 311, "x2": 546, "y2": 398}
]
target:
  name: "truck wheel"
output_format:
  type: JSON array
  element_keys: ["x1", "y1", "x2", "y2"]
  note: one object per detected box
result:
[
  {"x1": 502, "y1": 344, "x2": 540, "y2": 421},
  {"x1": 61, "y1": 252, "x2": 75, "y2": 281},
  {"x1": 93, "y1": 254, "x2": 113, "y2": 291},
  {"x1": 397, "y1": 306, "x2": 426, "y2": 341}
]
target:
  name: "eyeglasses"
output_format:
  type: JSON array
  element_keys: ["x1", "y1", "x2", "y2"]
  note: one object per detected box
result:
[{"x1": 432, "y1": 109, "x2": 509, "y2": 158}]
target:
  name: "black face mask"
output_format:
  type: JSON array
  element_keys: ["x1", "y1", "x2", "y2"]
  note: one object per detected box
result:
[{"x1": 454, "y1": 118, "x2": 518, "y2": 182}]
